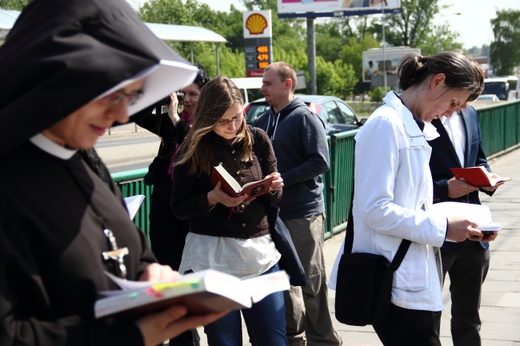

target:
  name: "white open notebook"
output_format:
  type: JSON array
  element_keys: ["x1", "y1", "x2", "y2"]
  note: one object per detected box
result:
[
  {"x1": 123, "y1": 195, "x2": 145, "y2": 220},
  {"x1": 430, "y1": 201, "x2": 500, "y2": 232}
]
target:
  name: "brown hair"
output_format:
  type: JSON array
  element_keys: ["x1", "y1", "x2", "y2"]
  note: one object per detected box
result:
[
  {"x1": 176, "y1": 76, "x2": 252, "y2": 176},
  {"x1": 397, "y1": 51, "x2": 483, "y2": 99}
]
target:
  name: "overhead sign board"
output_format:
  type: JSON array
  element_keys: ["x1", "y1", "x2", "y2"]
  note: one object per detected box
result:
[
  {"x1": 243, "y1": 10, "x2": 273, "y2": 77},
  {"x1": 277, "y1": 0, "x2": 400, "y2": 15}
]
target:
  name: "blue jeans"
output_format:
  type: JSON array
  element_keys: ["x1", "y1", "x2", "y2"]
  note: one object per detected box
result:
[{"x1": 204, "y1": 263, "x2": 287, "y2": 346}]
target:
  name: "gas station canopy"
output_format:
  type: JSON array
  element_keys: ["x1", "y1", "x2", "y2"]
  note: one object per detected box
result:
[{"x1": 0, "y1": 9, "x2": 226, "y2": 46}]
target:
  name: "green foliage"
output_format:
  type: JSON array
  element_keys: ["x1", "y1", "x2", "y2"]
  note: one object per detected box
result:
[
  {"x1": 137, "y1": 0, "x2": 307, "y2": 80},
  {"x1": 369, "y1": 87, "x2": 385, "y2": 102},
  {"x1": 0, "y1": 0, "x2": 29, "y2": 10},
  {"x1": 216, "y1": 47, "x2": 246, "y2": 77},
  {"x1": 4, "y1": 0, "x2": 491, "y2": 99},
  {"x1": 378, "y1": 0, "x2": 463, "y2": 55},
  {"x1": 135, "y1": 0, "x2": 478, "y2": 98},
  {"x1": 140, "y1": 0, "x2": 194, "y2": 25},
  {"x1": 315, "y1": 58, "x2": 357, "y2": 98},
  {"x1": 490, "y1": 10, "x2": 520, "y2": 76},
  {"x1": 418, "y1": 23, "x2": 463, "y2": 56},
  {"x1": 382, "y1": 0, "x2": 442, "y2": 47},
  {"x1": 214, "y1": 9, "x2": 245, "y2": 51},
  {"x1": 338, "y1": 34, "x2": 379, "y2": 83},
  {"x1": 241, "y1": 0, "x2": 277, "y2": 11}
]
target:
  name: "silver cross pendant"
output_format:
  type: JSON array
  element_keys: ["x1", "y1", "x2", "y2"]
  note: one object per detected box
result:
[{"x1": 101, "y1": 228, "x2": 129, "y2": 279}]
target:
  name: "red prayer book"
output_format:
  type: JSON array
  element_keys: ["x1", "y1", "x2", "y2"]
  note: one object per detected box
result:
[
  {"x1": 209, "y1": 164, "x2": 274, "y2": 202},
  {"x1": 450, "y1": 166, "x2": 511, "y2": 187}
]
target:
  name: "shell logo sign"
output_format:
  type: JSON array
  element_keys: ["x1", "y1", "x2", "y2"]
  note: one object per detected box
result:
[
  {"x1": 243, "y1": 10, "x2": 272, "y2": 39},
  {"x1": 243, "y1": 10, "x2": 272, "y2": 77},
  {"x1": 245, "y1": 13, "x2": 268, "y2": 35}
]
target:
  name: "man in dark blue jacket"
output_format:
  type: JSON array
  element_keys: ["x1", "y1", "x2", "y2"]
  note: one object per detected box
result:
[
  {"x1": 254, "y1": 62, "x2": 342, "y2": 346},
  {"x1": 428, "y1": 105, "x2": 502, "y2": 345}
]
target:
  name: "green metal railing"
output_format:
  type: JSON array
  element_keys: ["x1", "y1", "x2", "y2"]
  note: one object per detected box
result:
[
  {"x1": 326, "y1": 130, "x2": 356, "y2": 237},
  {"x1": 112, "y1": 100, "x2": 520, "y2": 241},
  {"x1": 478, "y1": 100, "x2": 520, "y2": 157},
  {"x1": 112, "y1": 168, "x2": 153, "y2": 237}
]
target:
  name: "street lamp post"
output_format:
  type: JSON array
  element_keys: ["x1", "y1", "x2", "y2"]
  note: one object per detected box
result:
[{"x1": 382, "y1": 8, "x2": 387, "y2": 94}]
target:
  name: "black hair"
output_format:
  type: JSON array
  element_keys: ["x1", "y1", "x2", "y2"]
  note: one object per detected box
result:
[
  {"x1": 193, "y1": 66, "x2": 209, "y2": 89},
  {"x1": 397, "y1": 51, "x2": 483, "y2": 98}
]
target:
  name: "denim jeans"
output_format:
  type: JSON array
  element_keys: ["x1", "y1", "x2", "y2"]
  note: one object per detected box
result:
[{"x1": 204, "y1": 263, "x2": 287, "y2": 346}]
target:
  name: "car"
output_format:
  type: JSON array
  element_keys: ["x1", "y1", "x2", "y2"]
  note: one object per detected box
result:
[
  {"x1": 475, "y1": 94, "x2": 500, "y2": 102},
  {"x1": 244, "y1": 95, "x2": 366, "y2": 135},
  {"x1": 483, "y1": 76, "x2": 519, "y2": 101}
]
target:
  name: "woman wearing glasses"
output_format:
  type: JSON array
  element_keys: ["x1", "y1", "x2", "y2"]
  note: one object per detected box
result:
[
  {"x1": 133, "y1": 71, "x2": 209, "y2": 268},
  {"x1": 171, "y1": 76, "x2": 286, "y2": 345},
  {"x1": 0, "y1": 0, "x2": 227, "y2": 345},
  {"x1": 132, "y1": 68, "x2": 209, "y2": 346}
]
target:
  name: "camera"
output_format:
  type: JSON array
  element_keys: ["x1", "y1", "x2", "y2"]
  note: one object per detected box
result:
[
  {"x1": 162, "y1": 91, "x2": 185, "y2": 106},
  {"x1": 176, "y1": 91, "x2": 185, "y2": 103}
]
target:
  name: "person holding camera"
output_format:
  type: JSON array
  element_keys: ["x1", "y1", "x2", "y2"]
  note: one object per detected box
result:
[{"x1": 132, "y1": 70, "x2": 209, "y2": 346}]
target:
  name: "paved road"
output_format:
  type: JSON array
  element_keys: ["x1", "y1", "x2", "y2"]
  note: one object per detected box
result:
[{"x1": 95, "y1": 124, "x2": 159, "y2": 173}]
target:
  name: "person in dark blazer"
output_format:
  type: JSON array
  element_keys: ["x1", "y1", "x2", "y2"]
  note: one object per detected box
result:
[{"x1": 428, "y1": 104, "x2": 502, "y2": 345}]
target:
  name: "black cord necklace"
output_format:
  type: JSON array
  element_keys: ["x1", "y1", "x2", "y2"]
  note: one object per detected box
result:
[{"x1": 69, "y1": 152, "x2": 129, "y2": 279}]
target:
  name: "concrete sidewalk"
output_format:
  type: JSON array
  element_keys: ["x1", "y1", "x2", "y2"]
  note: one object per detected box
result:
[
  {"x1": 195, "y1": 147, "x2": 520, "y2": 345},
  {"x1": 324, "y1": 147, "x2": 520, "y2": 346}
]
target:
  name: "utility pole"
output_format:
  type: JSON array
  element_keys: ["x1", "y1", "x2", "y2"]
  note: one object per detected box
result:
[{"x1": 307, "y1": 16, "x2": 317, "y2": 94}]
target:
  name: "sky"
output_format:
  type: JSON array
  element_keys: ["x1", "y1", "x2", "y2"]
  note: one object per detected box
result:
[
  {"x1": 436, "y1": 0, "x2": 520, "y2": 49},
  {"x1": 196, "y1": 0, "x2": 520, "y2": 49}
]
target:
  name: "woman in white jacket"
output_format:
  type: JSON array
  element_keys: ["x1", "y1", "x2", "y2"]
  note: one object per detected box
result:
[{"x1": 332, "y1": 51, "x2": 485, "y2": 345}]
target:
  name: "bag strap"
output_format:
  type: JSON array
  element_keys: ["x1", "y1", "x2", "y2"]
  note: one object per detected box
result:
[
  {"x1": 344, "y1": 190, "x2": 411, "y2": 272},
  {"x1": 252, "y1": 127, "x2": 262, "y2": 164}
]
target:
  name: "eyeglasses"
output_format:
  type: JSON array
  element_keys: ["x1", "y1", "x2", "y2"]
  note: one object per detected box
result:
[
  {"x1": 215, "y1": 115, "x2": 243, "y2": 127},
  {"x1": 100, "y1": 90, "x2": 143, "y2": 106}
]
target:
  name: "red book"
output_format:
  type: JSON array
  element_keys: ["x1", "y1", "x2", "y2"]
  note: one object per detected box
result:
[
  {"x1": 210, "y1": 164, "x2": 274, "y2": 201},
  {"x1": 450, "y1": 166, "x2": 511, "y2": 187}
]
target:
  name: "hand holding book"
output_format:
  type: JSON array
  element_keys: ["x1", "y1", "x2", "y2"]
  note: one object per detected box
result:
[
  {"x1": 431, "y1": 202, "x2": 501, "y2": 242},
  {"x1": 210, "y1": 164, "x2": 275, "y2": 202},
  {"x1": 450, "y1": 166, "x2": 511, "y2": 187},
  {"x1": 95, "y1": 269, "x2": 290, "y2": 318}
]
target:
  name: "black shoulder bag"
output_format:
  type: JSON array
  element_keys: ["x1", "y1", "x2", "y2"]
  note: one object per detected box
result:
[{"x1": 335, "y1": 197, "x2": 411, "y2": 326}]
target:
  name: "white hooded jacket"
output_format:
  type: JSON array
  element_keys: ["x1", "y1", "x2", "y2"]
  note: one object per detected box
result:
[{"x1": 330, "y1": 91, "x2": 447, "y2": 312}]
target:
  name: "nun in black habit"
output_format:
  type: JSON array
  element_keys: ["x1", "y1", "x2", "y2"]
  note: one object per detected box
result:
[{"x1": 0, "y1": 0, "x2": 227, "y2": 345}]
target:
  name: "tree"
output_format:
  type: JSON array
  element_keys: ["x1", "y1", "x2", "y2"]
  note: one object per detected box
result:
[
  {"x1": 241, "y1": 0, "x2": 277, "y2": 11},
  {"x1": 418, "y1": 23, "x2": 462, "y2": 56},
  {"x1": 381, "y1": 0, "x2": 442, "y2": 47},
  {"x1": 376, "y1": 0, "x2": 463, "y2": 53},
  {"x1": 138, "y1": 0, "x2": 244, "y2": 77},
  {"x1": 490, "y1": 10, "x2": 520, "y2": 76},
  {"x1": 138, "y1": 0, "x2": 308, "y2": 80},
  {"x1": 0, "y1": 0, "x2": 29, "y2": 10},
  {"x1": 315, "y1": 57, "x2": 357, "y2": 97},
  {"x1": 337, "y1": 34, "x2": 379, "y2": 91}
]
